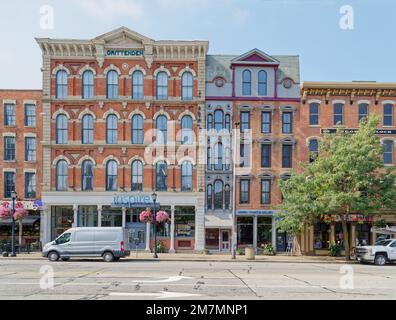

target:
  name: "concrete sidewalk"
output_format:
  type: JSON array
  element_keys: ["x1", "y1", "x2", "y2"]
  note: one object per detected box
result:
[{"x1": 1, "y1": 252, "x2": 358, "y2": 264}]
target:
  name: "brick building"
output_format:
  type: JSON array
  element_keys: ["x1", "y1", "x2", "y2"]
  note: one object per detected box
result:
[
  {"x1": 36, "y1": 27, "x2": 209, "y2": 252},
  {"x1": 0, "y1": 90, "x2": 43, "y2": 247},
  {"x1": 298, "y1": 82, "x2": 396, "y2": 255}
]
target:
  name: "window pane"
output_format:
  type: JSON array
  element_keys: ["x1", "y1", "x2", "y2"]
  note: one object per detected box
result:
[
  {"x1": 106, "y1": 115, "x2": 118, "y2": 144},
  {"x1": 242, "y1": 70, "x2": 251, "y2": 96},
  {"x1": 384, "y1": 104, "x2": 393, "y2": 126},
  {"x1": 4, "y1": 104, "x2": 16, "y2": 126},
  {"x1": 258, "y1": 71, "x2": 267, "y2": 96},
  {"x1": 182, "y1": 72, "x2": 193, "y2": 101},
  {"x1": 56, "y1": 70, "x2": 68, "y2": 99},
  {"x1": 157, "y1": 72, "x2": 168, "y2": 100},
  {"x1": 25, "y1": 104, "x2": 36, "y2": 127},
  {"x1": 132, "y1": 71, "x2": 144, "y2": 99},
  {"x1": 82, "y1": 160, "x2": 94, "y2": 191},
  {"x1": 131, "y1": 114, "x2": 144, "y2": 144},
  {"x1": 106, "y1": 71, "x2": 119, "y2": 99},
  {"x1": 214, "y1": 180, "x2": 223, "y2": 209},
  {"x1": 106, "y1": 161, "x2": 118, "y2": 191},
  {"x1": 4, "y1": 137, "x2": 15, "y2": 161},
  {"x1": 261, "y1": 180, "x2": 271, "y2": 204},
  {"x1": 309, "y1": 103, "x2": 319, "y2": 125},
  {"x1": 25, "y1": 137, "x2": 36, "y2": 161},
  {"x1": 358, "y1": 103, "x2": 368, "y2": 122},
  {"x1": 282, "y1": 145, "x2": 292, "y2": 168},
  {"x1": 156, "y1": 161, "x2": 168, "y2": 191},
  {"x1": 25, "y1": 173, "x2": 36, "y2": 199},
  {"x1": 56, "y1": 115, "x2": 68, "y2": 144},
  {"x1": 181, "y1": 115, "x2": 193, "y2": 145},
  {"x1": 82, "y1": 71, "x2": 94, "y2": 99},
  {"x1": 131, "y1": 160, "x2": 143, "y2": 191},
  {"x1": 82, "y1": 115, "x2": 94, "y2": 144},
  {"x1": 56, "y1": 161, "x2": 68, "y2": 191},
  {"x1": 240, "y1": 180, "x2": 249, "y2": 204},
  {"x1": 282, "y1": 112, "x2": 293, "y2": 134},
  {"x1": 156, "y1": 115, "x2": 168, "y2": 144},
  {"x1": 384, "y1": 141, "x2": 393, "y2": 164},
  {"x1": 261, "y1": 111, "x2": 271, "y2": 133},
  {"x1": 4, "y1": 172, "x2": 15, "y2": 198},
  {"x1": 261, "y1": 144, "x2": 271, "y2": 168},
  {"x1": 334, "y1": 103, "x2": 344, "y2": 125},
  {"x1": 181, "y1": 161, "x2": 193, "y2": 191}
]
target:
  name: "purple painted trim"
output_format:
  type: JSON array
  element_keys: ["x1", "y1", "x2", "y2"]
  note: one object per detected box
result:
[
  {"x1": 243, "y1": 53, "x2": 269, "y2": 62},
  {"x1": 231, "y1": 63, "x2": 279, "y2": 67},
  {"x1": 206, "y1": 96, "x2": 301, "y2": 102},
  {"x1": 232, "y1": 66, "x2": 235, "y2": 98}
]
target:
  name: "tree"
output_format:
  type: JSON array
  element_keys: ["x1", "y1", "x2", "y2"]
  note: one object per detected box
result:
[{"x1": 278, "y1": 116, "x2": 396, "y2": 260}]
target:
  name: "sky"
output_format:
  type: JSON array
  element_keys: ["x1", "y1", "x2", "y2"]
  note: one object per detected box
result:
[{"x1": 0, "y1": 0, "x2": 395, "y2": 89}]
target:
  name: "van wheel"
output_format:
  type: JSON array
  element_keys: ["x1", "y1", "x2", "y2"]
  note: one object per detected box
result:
[
  {"x1": 103, "y1": 252, "x2": 114, "y2": 262},
  {"x1": 375, "y1": 254, "x2": 387, "y2": 266},
  {"x1": 48, "y1": 251, "x2": 59, "y2": 262}
]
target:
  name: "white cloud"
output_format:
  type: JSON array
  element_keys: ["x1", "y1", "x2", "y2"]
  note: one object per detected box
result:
[{"x1": 73, "y1": 0, "x2": 144, "y2": 21}]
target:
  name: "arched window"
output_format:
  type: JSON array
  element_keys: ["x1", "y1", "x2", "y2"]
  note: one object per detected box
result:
[
  {"x1": 56, "y1": 70, "x2": 68, "y2": 99},
  {"x1": 214, "y1": 110, "x2": 224, "y2": 131},
  {"x1": 106, "y1": 114, "x2": 118, "y2": 144},
  {"x1": 309, "y1": 139, "x2": 319, "y2": 163},
  {"x1": 131, "y1": 114, "x2": 143, "y2": 144},
  {"x1": 225, "y1": 185, "x2": 231, "y2": 210},
  {"x1": 81, "y1": 160, "x2": 94, "y2": 191},
  {"x1": 258, "y1": 70, "x2": 267, "y2": 96},
  {"x1": 132, "y1": 70, "x2": 144, "y2": 99},
  {"x1": 131, "y1": 160, "x2": 143, "y2": 191},
  {"x1": 156, "y1": 161, "x2": 168, "y2": 191},
  {"x1": 56, "y1": 114, "x2": 68, "y2": 144},
  {"x1": 214, "y1": 180, "x2": 223, "y2": 210},
  {"x1": 181, "y1": 161, "x2": 193, "y2": 192},
  {"x1": 82, "y1": 70, "x2": 94, "y2": 99},
  {"x1": 82, "y1": 114, "x2": 94, "y2": 144},
  {"x1": 156, "y1": 115, "x2": 168, "y2": 144},
  {"x1": 207, "y1": 184, "x2": 213, "y2": 210},
  {"x1": 181, "y1": 115, "x2": 193, "y2": 145},
  {"x1": 56, "y1": 160, "x2": 68, "y2": 191},
  {"x1": 214, "y1": 142, "x2": 223, "y2": 170},
  {"x1": 225, "y1": 114, "x2": 231, "y2": 132},
  {"x1": 383, "y1": 140, "x2": 394, "y2": 165},
  {"x1": 242, "y1": 70, "x2": 251, "y2": 96},
  {"x1": 207, "y1": 114, "x2": 213, "y2": 130},
  {"x1": 106, "y1": 70, "x2": 119, "y2": 99},
  {"x1": 106, "y1": 160, "x2": 118, "y2": 191},
  {"x1": 156, "y1": 72, "x2": 168, "y2": 100},
  {"x1": 182, "y1": 72, "x2": 194, "y2": 100}
]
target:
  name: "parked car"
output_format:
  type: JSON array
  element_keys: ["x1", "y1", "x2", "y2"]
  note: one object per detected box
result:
[
  {"x1": 355, "y1": 239, "x2": 396, "y2": 265},
  {"x1": 42, "y1": 227, "x2": 130, "y2": 262}
]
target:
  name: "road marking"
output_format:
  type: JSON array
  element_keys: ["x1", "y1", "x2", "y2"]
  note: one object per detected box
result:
[
  {"x1": 131, "y1": 276, "x2": 193, "y2": 283},
  {"x1": 109, "y1": 291, "x2": 201, "y2": 299}
]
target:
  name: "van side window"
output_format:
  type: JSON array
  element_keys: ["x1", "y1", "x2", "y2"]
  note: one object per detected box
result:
[
  {"x1": 390, "y1": 241, "x2": 396, "y2": 248},
  {"x1": 57, "y1": 233, "x2": 71, "y2": 244}
]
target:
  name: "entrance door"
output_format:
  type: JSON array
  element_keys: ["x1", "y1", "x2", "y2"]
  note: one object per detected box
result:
[
  {"x1": 126, "y1": 223, "x2": 146, "y2": 250},
  {"x1": 221, "y1": 230, "x2": 230, "y2": 252}
]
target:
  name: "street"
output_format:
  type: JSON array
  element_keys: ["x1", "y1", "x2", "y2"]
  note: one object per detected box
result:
[{"x1": 0, "y1": 259, "x2": 395, "y2": 300}]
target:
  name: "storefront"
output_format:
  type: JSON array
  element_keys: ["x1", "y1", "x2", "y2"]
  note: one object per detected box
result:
[
  {"x1": 204, "y1": 212, "x2": 232, "y2": 252},
  {"x1": 41, "y1": 192, "x2": 204, "y2": 252}
]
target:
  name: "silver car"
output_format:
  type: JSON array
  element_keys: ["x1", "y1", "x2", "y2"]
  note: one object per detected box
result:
[{"x1": 42, "y1": 227, "x2": 131, "y2": 262}]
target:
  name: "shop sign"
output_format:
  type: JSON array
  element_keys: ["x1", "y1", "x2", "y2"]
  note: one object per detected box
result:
[
  {"x1": 320, "y1": 214, "x2": 373, "y2": 223},
  {"x1": 236, "y1": 210, "x2": 278, "y2": 216},
  {"x1": 321, "y1": 128, "x2": 396, "y2": 135},
  {"x1": 111, "y1": 195, "x2": 159, "y2": 208},
  {"x1": 0, "y1": 200, "x2": 43, "y2": 211},
  {"x1": 106, "y1": 49, "x2": 144, "y2": 57}
]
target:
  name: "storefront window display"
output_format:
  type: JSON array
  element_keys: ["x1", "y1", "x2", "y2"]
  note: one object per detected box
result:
[
  {"x1": 237, "y1": 217, "x2": 253, "y2": 246},
  {"x1": 51, "y1": 206, "x2": 73, "y2": 239},
  {"x1": 174, "y1": 206, "x2": 195, "y2": 238},
  {"x1": 314, "y1": 222, "x2": 330, "y2": 249},
  {"x1": 78, "y1": 206, "x2": 98, "y2": 227},
  {"x1": 101, "y1": 206, "x2": 122, "y2": 227},
  {"x1": 205, "y1": 229, "x2": 220, "y2": 250},
  {"x1": 257, "y1": 217, "x2": 272, "y2": 247},
  {"x1": 356, "y1": 223, "x2": 371, "y2": 246}
]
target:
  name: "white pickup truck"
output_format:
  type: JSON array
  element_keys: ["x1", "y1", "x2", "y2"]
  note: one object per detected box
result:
[{"x1": 355, "y1": 239, "x2": 396, "y2": 265}]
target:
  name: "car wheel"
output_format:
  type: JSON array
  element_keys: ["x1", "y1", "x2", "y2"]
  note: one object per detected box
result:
[
  {"x1": 103, "y1": 252, "x2": 114, "y2": 262},
  {"x1": 61, "y1": 257, "x2": 70, "y2": 262},
  {"x1": 48, "y1": 251, "x2": 59, "y2": 262},
  {"x1": 374, "y1": 254, "x2": 387, "y2": 266}
]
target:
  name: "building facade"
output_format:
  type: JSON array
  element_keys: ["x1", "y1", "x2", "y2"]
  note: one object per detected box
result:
[
  {"x1": 0, "y1": 90, "x2": 43, "y2": 247},
  {"x1": 299, "y1": 82, "x2": 396, "y2": 255},
  {"x1": 36, "y1": 27, "x2": 209, "y2": 252}
]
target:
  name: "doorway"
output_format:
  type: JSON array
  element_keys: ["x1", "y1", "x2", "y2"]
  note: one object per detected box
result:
[
  {"x1": 221, "y1": 230, "x2": 230, "y2": 252},
  {"x1": 126, "y1": 223, "x2": 146, "y2": 250}
]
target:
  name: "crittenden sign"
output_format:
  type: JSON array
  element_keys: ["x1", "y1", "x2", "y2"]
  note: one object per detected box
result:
[
  {"x1": 111, "y1": 195, "x2": 159, "y2": 208},
  {"x1": 106, "y1": 50, "x2": 144, "y2": 57}
]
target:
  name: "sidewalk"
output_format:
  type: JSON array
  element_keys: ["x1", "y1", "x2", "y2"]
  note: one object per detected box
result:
[{"x1": 1, "y1": 252, "x2": 358, "y2": 264}]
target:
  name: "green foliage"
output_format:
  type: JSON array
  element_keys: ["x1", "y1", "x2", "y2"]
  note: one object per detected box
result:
[
  {"x1": 262, "y1": 243, "x2": 275, "y2": 256},
  {"x1": 329, "y1": 243, "x2": 342, "y2": 257},
  {"x1": 236, "y1": 248, "x2": 245, "y2": 256},
  {"x1": 155, "y1": 240, "x2": 166, "y2": 253}
]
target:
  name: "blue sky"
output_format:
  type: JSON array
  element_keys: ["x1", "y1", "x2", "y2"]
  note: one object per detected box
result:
[{"x1": 0, "y1": 0, "x2": 395, "y2": 89}]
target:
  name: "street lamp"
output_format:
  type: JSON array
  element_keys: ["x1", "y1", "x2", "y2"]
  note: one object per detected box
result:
[
  {"x1": 9, "y1": 191, "x2": 17, "y2": 257},
  {"x1": 152, "y1": 192, "x2": 158, "y2": 259},
  {"x1": 231, "y1": 122, "x2": 240, "y2": 259}
]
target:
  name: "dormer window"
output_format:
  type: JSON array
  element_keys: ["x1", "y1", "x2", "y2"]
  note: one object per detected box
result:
[
  {"x1": 258, "y1": 70, "x2": 267, "y2": 96},
  {"x1": 242, "y1": 70, "x2": 251, "y2": 96}
]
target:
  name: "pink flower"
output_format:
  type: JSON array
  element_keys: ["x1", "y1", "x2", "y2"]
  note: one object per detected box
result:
[
  {"x1": 14, "y1": 208, "x2": 28, "y2": 220},
  {"x1": 139, "y1": 209, "x2": 153, "y2": 223},
  {"x1": 0, "y1": 203, "x2": 11, "y2": 219},
  {"x1": 156, "y1": 211, "x2": 170, "y2": 224}
]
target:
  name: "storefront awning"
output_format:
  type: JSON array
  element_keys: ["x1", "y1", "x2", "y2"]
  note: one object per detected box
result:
[
  {"x1": 205, "y1": 214, "x2": 233, "y2": 228},
  {"x1": 0, "y1": 217, "x2": 40, "y2": 226}
]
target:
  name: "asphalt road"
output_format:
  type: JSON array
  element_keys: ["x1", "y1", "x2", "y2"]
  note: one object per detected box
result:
[{"x1": 0, "y1": 259, "x2": 395, "y2": 300}]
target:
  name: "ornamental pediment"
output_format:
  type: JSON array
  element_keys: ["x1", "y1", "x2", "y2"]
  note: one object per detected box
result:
[
  {"x1": 94, "y1": 26, "x2": 153, "y2": 48},
  {"x1": 231, "y1": 48, "x2": 280, "y2": 65}
]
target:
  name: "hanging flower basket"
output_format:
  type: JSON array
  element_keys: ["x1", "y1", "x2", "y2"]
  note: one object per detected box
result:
[
  {"x1": 0, "y1": 201, "x2": 28, "y2": 220},
  {"x1": 156, "y1": 211, "x2": 170, "y2": 224},
  {"x1": 139, "y1": 209, "x2": 153, "y2": 223},
  {"x1": 14, "y1": 202, "x2": 28, "y2": 220},
  {"x1": 0, "y1": 202, "x2": 11, "y2": 219}
]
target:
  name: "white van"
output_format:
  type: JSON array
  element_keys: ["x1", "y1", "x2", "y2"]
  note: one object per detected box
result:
[{"x1": 42, "y1": 227, "x2": 130, "y2": 262}]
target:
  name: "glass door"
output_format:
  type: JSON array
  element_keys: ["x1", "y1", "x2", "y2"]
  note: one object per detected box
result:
[
  {"x1": 221, "y1": 230, "x2": 230, "y2": 252},
  {"x1": 127, "y1": 223, "x2": 146, "y2": 250}
]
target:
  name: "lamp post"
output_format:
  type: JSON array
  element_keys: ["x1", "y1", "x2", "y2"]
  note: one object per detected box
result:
[
  {"x1": 152, "y1": 192, "x2": 158, "y2": 259},
  {"x1": 231, "y1": 122, "x2": 240, "y2": 259},
  {"x1": 9, "y1": 191, "x2": 17, "y2": 257}
]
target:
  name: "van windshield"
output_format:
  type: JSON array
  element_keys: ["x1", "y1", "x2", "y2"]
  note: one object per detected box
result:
[{"x1": 56, "y1": 233, "x2": 71, "y2": 244}]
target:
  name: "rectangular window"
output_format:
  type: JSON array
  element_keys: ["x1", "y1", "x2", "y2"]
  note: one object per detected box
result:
[
  {"x1": 24, "y1": 104, "x2": 36, "y2": 127},
  {"x1": 309, "y1": 103, "x2": 319, "y2": 125},
  {"x1": 358, "y1": 103, "x2": 368, "y2": 122},
  {"x1": 240, "y1": 143, "x2": 251, "y2": 168},
  {"x1": 240, "y1": 111, "x2": 250, "y2": 133},
  {"x1": 174, "y1": 206, "x2": 195, "y2": 238},
  {"x1": 25, "y1": 173, "x2": 36, "y2": 199},
  {"x1": 4, "y1": 103, "x2": 16, "y2": 126},
  {"x1": 4, "y1": 137, "x2": 15, "y2": 161},
  {"x1": 384, "y1": 104, "x2": 393, "y2": 126},
  {"x1": 261, "y1": 144, "x2": 271, "y2": 168},
  {"x1": 4, "y1": 172, "x2": 15, "y2": 198},
  {"x1": 333, "y1": 103, "x2": 344, "y2": 125},
  {"x1": 282, "y1": 144, "x2": 293, "y2": 168},
  {"x1": 384, "y1": 141, "x2": 393, "y2": 164},
  {"x1": 261, "y1": 180, "x2": 271, "y2": 204},
  {"x1": 25, "y1": 137, "x2": 36, "y2": 161},
  {"x1": 239, "y1": 180, "x2": 250, "y2": 204},
  {"x1": 282, "y1": 112, "x2": 293, "y2": 134},
  {"x1": 261, "y1": 111, "x2": 271, "y2": 133}
]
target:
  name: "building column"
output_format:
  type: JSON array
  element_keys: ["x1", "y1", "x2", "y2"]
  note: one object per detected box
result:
[
  {"x1": 253, "y1": 216, "x2": 258, "y2": 252},
  {"x1": 300, "y1": 224, "x2": 306, "y2": 253},
  {"x1": 72, "y1": 204, "x2": 78, "y2": 228},
  {"x1": 40, "y1": 206, "x2": 51, "y2": 245},
  {"x1": 350, "y1": 223, "x2": 356, "y2": 249},
  {"x1": 122, "y1": 207, "x2": 127, "y2": 228},
  {"x1": 271, "y1": 216, "x2": 277, "y2": 252},
  {"x1": 309, "y1": 225, "x2": 314, "y2": 253},
  {"x1": 145, "y1": 222, "x2": 151, "y2": 252},
  {"x1": 371, "y1": 229, "x2": 376, "y2": 245},
  {"x1": 169, "y1": 205, "x2": 175, "y2": 254},
  {"x1": 97, "y1": 205, "x2": 102, "y2": 227},
  {"x1": 330, "y1": 223, "x2": 335, "y2": 245}
]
